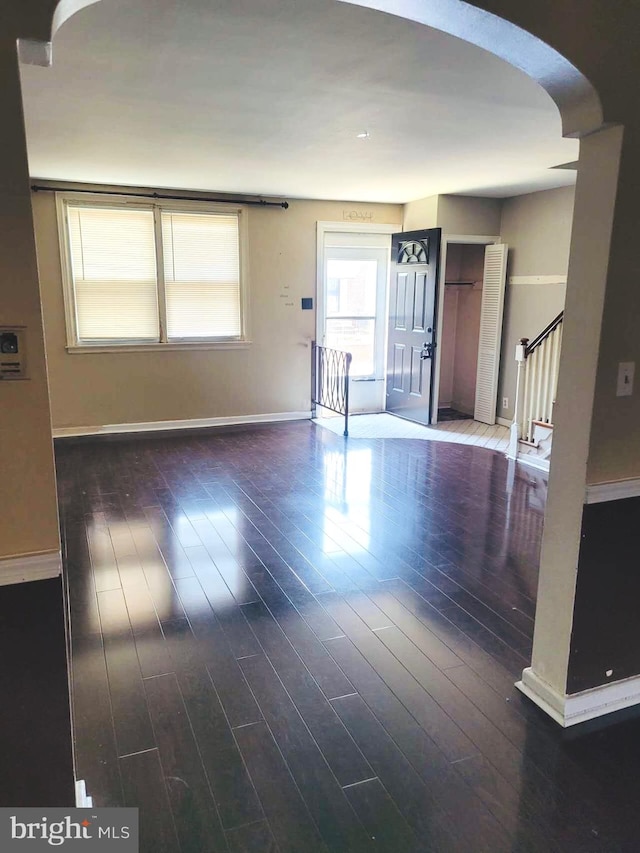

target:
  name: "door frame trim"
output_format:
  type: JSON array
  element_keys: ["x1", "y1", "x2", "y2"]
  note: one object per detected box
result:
[
  {"x1": 316, "y1": 221, "x2": 401, "y2": 413},
  {"x1": 432, "y1": 234, "x2": 501, "y2": 425}
]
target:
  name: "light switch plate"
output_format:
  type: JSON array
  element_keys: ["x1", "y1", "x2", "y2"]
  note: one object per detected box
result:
[{"x1": 616, "y1": 361, "x2": 635, "y2": 397}]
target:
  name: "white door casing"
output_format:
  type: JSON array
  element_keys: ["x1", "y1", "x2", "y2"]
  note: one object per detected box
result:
[
  {"x1": 316, "y1": 222, "x2": 398, "y2": 414},
  {"x1": 431, "y1": 235, "x2": 501, "y2": 424}
]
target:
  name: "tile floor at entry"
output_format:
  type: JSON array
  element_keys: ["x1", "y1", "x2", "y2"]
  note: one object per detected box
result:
[
  {"x1": 58, "y1": 421, "x2": 640, "y2": 852},
  {"x1": 315, "y1": 412, "x2": 510, "y2": 452}
]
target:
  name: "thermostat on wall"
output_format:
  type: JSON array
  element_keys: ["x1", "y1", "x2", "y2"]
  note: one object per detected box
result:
[{"x1": 0, "y1": 326, "x2": 28, "y2": 380}]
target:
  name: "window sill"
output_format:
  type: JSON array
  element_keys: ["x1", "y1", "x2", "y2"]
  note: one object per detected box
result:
[{"x1": 66, "y1": 341, "x2": 252, "y2": 354}]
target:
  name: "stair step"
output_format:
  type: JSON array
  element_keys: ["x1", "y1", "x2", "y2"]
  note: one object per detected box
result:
[{"x1": 531, "y1": 420, "x2": 554, "y2": 429}]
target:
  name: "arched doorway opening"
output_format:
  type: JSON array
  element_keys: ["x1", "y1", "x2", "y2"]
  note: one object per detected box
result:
[{"x1": 38, "y1": 0, "x2": 624, "y2": 724}]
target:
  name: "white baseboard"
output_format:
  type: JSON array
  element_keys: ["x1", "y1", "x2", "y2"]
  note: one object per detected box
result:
[
  {"x1": 515, "y1": 454, "x2": 550, "y2": 473},
  {"x1": 0, "y1": 550, "x2": 62, "y2": 586},
  {"x1": 496, "y1": 416, "x2": 511, "y2": 428},
  {"x1": 53, "y1": 411, "x2": 312, "y2": 439},
  {"x1": 517, "y1": 666, "x2": 640, "y2": 727},
  {"x1": 585, "y1": 477, "x2": 640, "y2": 504}
]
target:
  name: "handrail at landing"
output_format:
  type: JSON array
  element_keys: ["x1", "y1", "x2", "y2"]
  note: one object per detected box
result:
[{"x1": 524, "y1": 311, "x2": 564, "y2": 358}]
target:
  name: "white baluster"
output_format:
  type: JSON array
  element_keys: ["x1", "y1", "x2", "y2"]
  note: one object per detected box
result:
[{"x1": 523, "y1": 340, "x2": 531, "y2": 442}]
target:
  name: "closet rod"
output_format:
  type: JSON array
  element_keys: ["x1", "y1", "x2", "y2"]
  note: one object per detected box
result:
[{"x1": 31, "y1": 185, "x2": 289, "y2": 209}]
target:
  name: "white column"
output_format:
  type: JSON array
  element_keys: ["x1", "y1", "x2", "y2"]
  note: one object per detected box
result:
[{"x1": 517, "y1": 124, "x2": 624, "y2": 720}]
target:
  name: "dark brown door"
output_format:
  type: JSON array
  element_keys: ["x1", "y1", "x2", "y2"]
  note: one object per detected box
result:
[{"x1": 385, "y1": 228, "x2": 441, "y2": 425}]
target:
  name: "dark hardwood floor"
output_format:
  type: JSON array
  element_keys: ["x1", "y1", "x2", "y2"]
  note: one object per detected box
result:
[
  {"x1": 56, "y1": 421, "x2": 640, "y2": 851},
  {"x1": 0, "y1": 578, "x2": 75, "y2": 807}
]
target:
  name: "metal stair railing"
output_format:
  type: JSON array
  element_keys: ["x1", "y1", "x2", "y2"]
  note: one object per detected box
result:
[{"x1": 311, "y1": 342, "x2": 352, "y2": 437}]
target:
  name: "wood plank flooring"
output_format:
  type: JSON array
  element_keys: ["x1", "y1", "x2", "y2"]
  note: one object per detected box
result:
[
  {"x1": 56, "y1": 422, "x2": 640, "y2": 851},
  {"x1": 0, "y1": 578, "x2": 75, "y2": 807}
]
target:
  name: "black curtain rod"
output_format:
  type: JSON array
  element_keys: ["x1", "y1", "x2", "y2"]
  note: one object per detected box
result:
[{"x1": 31, "y1": 184, "x2": 289, "y2": 209}]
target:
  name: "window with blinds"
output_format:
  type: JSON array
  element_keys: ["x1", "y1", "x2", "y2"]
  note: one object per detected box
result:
[
  {"x1": 162, "y1": 211, "x2": 241, "y2": 340},
  {"x1": 60, "y1": 196, "x2": 245, "y2": 347}
]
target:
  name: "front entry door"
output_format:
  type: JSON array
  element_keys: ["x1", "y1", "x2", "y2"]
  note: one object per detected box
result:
[{"x1": 386, "y1": 228, "x2": 441, "y2": 425}]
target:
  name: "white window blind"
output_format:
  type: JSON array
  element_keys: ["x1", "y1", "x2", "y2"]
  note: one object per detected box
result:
[
  {"x1": 67, "y1": 205, "x2": 159, "y2": 342},
  {"x1": 61, "y1": 197, "x2": 245, "y2": 348},
  {"x1": 161, "y1": 211, "x2": 241, "y2": 339}
]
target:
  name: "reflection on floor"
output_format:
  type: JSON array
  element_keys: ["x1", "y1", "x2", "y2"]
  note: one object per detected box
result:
[
  {"x1": 316, "y1": 412, "x2": 510, "y2": 451},
  {"x1": 56, "y1": 422, "x2": 640, "y2": 851}
]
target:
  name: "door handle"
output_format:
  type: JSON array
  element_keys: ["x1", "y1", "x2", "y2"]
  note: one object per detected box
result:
[{"x1": 420, "y1": 342, "x2": 434, "y2": 360}]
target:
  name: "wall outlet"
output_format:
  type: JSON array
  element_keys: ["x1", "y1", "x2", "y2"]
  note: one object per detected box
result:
[{"x1": 502, "y1": 397, "x2": 509, "y2": 409}]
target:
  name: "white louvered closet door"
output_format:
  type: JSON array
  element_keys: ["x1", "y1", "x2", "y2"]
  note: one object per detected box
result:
[{"x1": 474, "y1": 243, "x2": 508, "y2": 424}]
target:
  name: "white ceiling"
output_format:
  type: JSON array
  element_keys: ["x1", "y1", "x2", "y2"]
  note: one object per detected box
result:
[{"x1": 19, "y1": 0, "x2": 578, "y2": 203}]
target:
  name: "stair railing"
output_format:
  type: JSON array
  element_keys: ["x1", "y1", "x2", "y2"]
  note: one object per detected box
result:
[
  {"x1": 311, "y1": 342, "x2": 352, "y2": 437},
  {"x1": 509, "y1": 312, "x2": 564, "y2": 458}
]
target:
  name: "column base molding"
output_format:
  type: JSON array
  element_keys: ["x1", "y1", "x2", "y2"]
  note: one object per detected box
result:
[
  {"x1": 0, "y1": 550, "x2": 62, "y2": 586},
  {"x1": 517, "y1": 666, "x2": 640, "y2": 727},
  {"x1": 75, "y1": 780, "x2": 93, "y2": 808}
]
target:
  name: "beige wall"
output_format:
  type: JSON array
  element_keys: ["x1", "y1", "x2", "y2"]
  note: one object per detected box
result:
[
  {"x1": 403, "y1": 195, "x2": 438, "y2": 231},
  {"x1": 403, "y1": 193, "x2": 502, "y2": 237},
  {"x1": 33, "y1": 187, "x2": 400, "y2": 429},
  {"x1": 497, "y1": 185, "x2": 574, "y2": 420},
  {"x1": 438, "y1": 195, "x2": 502, "y2": 237},
  {"x1": 0, "y1": 43, "x2": 59, "y2": 562},
  {"x1": 500, "y1": 185, "x2": 574, "y2": 276}
]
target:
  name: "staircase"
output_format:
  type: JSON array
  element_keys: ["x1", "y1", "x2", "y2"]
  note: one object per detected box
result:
[{"x1": 507, "y1": 311, "x2": 563, "y2": 471}]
